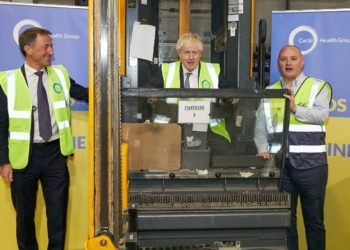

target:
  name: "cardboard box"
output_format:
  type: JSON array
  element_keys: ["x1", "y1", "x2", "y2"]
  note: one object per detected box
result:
[{"x1": 122, "y1": 123, "x2": 181, "y2": 171}]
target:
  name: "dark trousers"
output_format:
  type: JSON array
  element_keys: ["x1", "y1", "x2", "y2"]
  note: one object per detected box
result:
[
  {"x1": 10, "y1": 140, "x2": 69, "y2": 250},
  {"x1": 282, "y1": 158, "x2": 328, "y2": 250}
]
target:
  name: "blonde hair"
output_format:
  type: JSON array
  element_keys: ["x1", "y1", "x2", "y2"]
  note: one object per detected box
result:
[{"x1": 176, "y1": 33, "x2": 203, "y2": 54}]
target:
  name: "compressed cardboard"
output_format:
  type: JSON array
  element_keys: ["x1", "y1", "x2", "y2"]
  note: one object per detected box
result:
[{"x1": 122, "y1": 123, "x2": 181, "y2": 171}]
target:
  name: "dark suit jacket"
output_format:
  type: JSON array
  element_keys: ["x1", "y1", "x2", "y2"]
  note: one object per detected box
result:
[{"x1": 0, "y1": 65, "x2": 89, "y2": 166}]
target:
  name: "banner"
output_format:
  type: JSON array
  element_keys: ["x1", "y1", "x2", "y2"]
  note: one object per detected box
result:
[
  {"x1": 271, "y1": 9, "x2": 350, "y2": 250},
  {"x1": 0, "y1": 2, "x2": 88, "y2": 110},
  {"x1": 0, "y1": 3, "x2": 89, "y2": 250},
  {"x1": 271, "y1": 9, "x2": 350, "y2": 118}
]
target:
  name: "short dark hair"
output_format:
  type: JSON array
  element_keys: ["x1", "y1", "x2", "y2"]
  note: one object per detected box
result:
[{"x1": 19, "y1": 27, "x2": 51, "y2": 56}]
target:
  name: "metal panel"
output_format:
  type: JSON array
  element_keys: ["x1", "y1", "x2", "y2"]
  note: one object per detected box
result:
[{"x1": 136, "y1": 209, "x2": 290, "y2": 230}]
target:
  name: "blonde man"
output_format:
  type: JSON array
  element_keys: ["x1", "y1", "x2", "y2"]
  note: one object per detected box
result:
[{"x1": 149, "y1": 32, "x2": 232, "y2": 146}]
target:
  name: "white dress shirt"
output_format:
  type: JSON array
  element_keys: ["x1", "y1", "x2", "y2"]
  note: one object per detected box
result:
[
  {"x1": 25, "y1": 63, "x2": 59, "y2": 143},
  {"x1": 182, "y1": 65, "x2": 199, "y2": 88}
]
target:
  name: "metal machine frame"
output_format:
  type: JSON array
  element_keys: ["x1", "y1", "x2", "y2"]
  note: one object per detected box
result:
[
  {"x1": 87, "y1": 1, "x2": 291, "y2": 249},
  {"x1": 122, "y1": 88, "x2": 290, "y2": 250}
]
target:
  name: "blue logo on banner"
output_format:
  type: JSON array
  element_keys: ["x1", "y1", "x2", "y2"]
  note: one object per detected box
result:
[
  {"x1": 13, "y1": 19, "x2": 43, "y2": 45},
  {"x1": 289, "y1": 26, "x2": 318, "y2": 55}
]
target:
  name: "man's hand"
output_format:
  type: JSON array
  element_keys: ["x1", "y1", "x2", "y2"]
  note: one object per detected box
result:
[
  {"x1": 283, "y1": 87, "x2": 297, "y2": 113},
  {"x1": 0, "y1": 164, "x2": 13, "y2": 183},
  {"x1": 256, "y1": 151, "x2": 272, "y2": 160}
]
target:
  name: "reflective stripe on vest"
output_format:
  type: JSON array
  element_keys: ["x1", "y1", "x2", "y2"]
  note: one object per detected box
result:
[
  {"x1": 7, "y1": 70, "x2": 31, "y2": 120},
  {"x1": 2, "y1": 68, "x2": 32, "y2": 168},
  {"x1": 205, "y1": 63, "x2": 219, "y2": 89},
  {"x1": 165, "y1": 62, "x2": 176, "y2": 89},
  {"x1": 308, "y1": 79, "x2": 322, "y2": 108},
  {"x1": 51, "y1": 66, "x2": 69, "y2": 118},
  {"x1": 163, "y1": 62, "x2": 178, "y2": 104},
  {"x1": 10, "y1": 132, "x2": 30, "y2": 140},
  {"x1": 267, "y1": 78, "x2": 329, "y2": 165},
  {"x1": 289, "y1": 145, "x2": 326, "y2": 153},
  {"x1": 46, "y1": 65, "x2": 74, "y2": 157},
  {"x1": 50, "y1": 66, "x2": 71, "y2": 133},
  {"x1": 289, "y1": 124, "x2": 326, "y2": 132},
  {"x1": 58, "y1": 120, "x2": 70, "y2": 129},
  {"x1": 52, "y1": 66, "x2": 69, "y2": 104},
  {"x1": 6, "y1": 69, "x2": 31, "y2": 144}
]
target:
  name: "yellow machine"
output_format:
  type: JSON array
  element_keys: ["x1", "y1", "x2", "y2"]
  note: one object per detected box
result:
[{"x1": 86, "y1": 1, "x2": 290, "y2": 250}]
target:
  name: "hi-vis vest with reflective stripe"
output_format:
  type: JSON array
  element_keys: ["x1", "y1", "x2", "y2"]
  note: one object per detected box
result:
[
  {"x1": 162, "y1": 61, "x2": 219, "y2": 104},
  {"x1": 162, "y1": 61, "x2": 219, "y2": 89},
  {"x1": 266, "y1": 77, "x2": 332, "y2": 168},
  {"x1": 0, "y1": 65, "x2": 73, "y2": 169},
  {"x1": 160, "y1": 61, "x2": 231, "y2": 142}
]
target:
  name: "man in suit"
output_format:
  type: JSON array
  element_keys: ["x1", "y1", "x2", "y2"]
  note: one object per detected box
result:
[{"x1": 0, "y1": 27, "x2": 88, "y2": 250}]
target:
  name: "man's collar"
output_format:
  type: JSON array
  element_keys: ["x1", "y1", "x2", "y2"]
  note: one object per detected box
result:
[
  {"x1": 280, "y1": 72, "x2": 306, "y2": 87},
  {"x1": 24, "y1": 62, "x2": 45, "y2": 75},
  {"x1": 182, "y1": 64, "x2": 199, "y2": 76}
]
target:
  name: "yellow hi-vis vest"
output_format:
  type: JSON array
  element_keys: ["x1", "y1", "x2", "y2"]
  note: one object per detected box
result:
[
  {"x1": 162, "y1": 61, "x2": 219, "y2": 89},
  {"x1": 160, "y1": 61, "x2": 231, "y2": 142},
  {"x1": 265, "y1": 77, "x2": 332, "y2": 168},
  {"x1": 0, "y1": 65, "x2": 73, "y2": 169}
]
